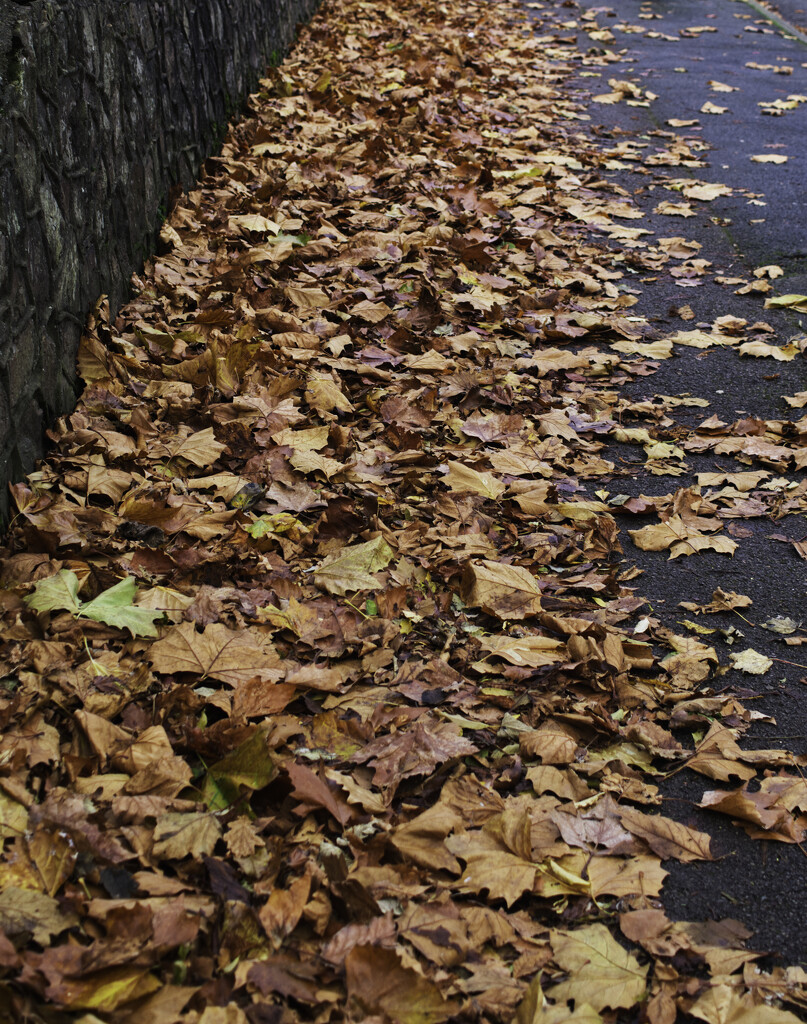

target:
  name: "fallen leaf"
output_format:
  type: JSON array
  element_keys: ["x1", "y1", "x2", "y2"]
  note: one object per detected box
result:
[
  {"x1": 314, "y1": 536, "x2": 394, "y2": 595},
  {"x1": 730, "y1": 648, "x2": 773, "y2": 675},
  {"x1": 548, "y1": 924, "x2": 648, "y2": 1011}
]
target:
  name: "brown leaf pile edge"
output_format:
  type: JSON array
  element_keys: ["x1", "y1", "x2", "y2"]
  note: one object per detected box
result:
[{"x1": 1, "y1": 0, "x2": 807, "y2": 1021}]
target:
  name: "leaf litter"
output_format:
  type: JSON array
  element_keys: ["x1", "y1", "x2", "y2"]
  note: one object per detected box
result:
[{"x1": 1, "y1": 0, "x2": 807, "y2": 1021}]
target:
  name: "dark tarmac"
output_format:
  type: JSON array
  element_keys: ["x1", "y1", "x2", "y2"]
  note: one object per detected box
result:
[{"x1": 549, "y1": 0, "x2": 807, "y2": 973}]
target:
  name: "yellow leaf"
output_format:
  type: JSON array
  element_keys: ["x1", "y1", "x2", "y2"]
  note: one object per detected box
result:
[
  {"x1": 477, "y1": 634, "x2": 566, "y2": 668},
  {"x1": 314, "y1": 536, "x2": 394, "y2": 596},
  {"x1": 153, "y1": 812, "x2": 222, "y2": 859},
  {"x1": 444, "y1": 462, "x2": 506, "y2": 499},
  {"x1": 765, "y1": 293, "x2": 807, "y2": 312},
  {"x1": 738, "y1": 339, "x2": 799, "y2": 360},
  {"x1": 730, "y1": 648, "x2": 773, "y2": 675},
  {"x1": 548, "y1": 924, "x2": 647, "y2": 1011},
  {"x1": 700, "y1": 101, "x2": 728, "y2": 114},
  {"x1": 229, "y1": 214, "x2": 281, "y2": 235},
  {"x1": 148, "y1": 621, "x2": 282, "y2": 685}
]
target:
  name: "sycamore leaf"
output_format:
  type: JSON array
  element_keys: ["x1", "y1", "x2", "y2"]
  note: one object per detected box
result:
[
  {"x1": 345, "y1": 946, "x2": 458, "y2": 1024},
  {"x1": 305, "y1": 374, "x2": 353, "y2": 413},
  {"x1": 148, "y1": 621, "x2": 282, "y2": 684},
  {"x1": 272, "y1": 425, "x2": 330, "y2": 450},
  {"x1": 461, "y1": 560, "x2": 543, "y2": 619},
  {"x1": 445, "y1": 831, "x2": 536, "y2": 907},
  {"x1": 690, "y1": 985, "x2": 803, "y2": 1024},
  {"x1": 166, "y1": 427, "x2": 227, "y2": 468},
  {"x1": 26, "y1": 571, "x2": 161, "y2": 637},
  {"x1": 520, "y1": 724, "x2": 580, "y2": 765},
  {"x1": 25, "y1": 569, "x2": 82, "y2": 615},
  {"x1": 477, "y1": 634, "x2": 566, "y2": 668},
  {"x1": 738, "y1": 339, "x2": 799, "y2": 361},
  {"x1": 313, "y1": 536, "x2": 394, "y2": 595},
  {"x1": 205, "y1": 728, "x2": 277, "y2": 810},
  {"x1": 687, "y1": 723, "x2": 757, "y2": 783},
  {"x1": 260, "y1": 871, "x2": 312, "y2": 943},
  {"x1": 152, "y1": 811, "x2": 222, "y2": 859},
  {"x1": 444, "y1": 461, "x2": 506, "y2": 499},
  {"x1": 666, "y1": 329, "x2": 737, "y2": 349},
  {"x1": 80, "y1": 577, "x2": 163, "y2": 637},
  {"x1": 765, "y1": 293, "x2": 807, "y2": 312},
  {"x1": 45, "y1": 966, "x2": 161, "y2": 1013},
  {"x1": 0, "y1": 792, "x2": 28, "y2": 841},
  {"x1": 0, "y1": 886, "x2": 76, "y2": 945},
  {"x1": 229, "y1": 213, "x2": 281, "y2": 235},
  {"x1": 616, "y1": 806, "x2": 714, "y2": 861},
  {"x1": 246, "y1": 512, "x2": 308, "y2": 538},
  {"x1": 517, "y1": 976, "x2": 602, "y2": 1024},
  {"x1": 730, "y1": 648, "x2": 773, "y2": 675},
  {"x1": 548, "y1": 924, "x2": 647, "y2": 1011},
  {"x1": 629, "y1": 517, "x2": 737, "y2": 559}
]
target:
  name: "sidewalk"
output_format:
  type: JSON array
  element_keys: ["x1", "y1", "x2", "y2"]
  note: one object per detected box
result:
[
  {"x1": 1, "y1": 0, "x2": 807, "y2": 1020},
  {"x1": 569, "y1": 0, "x2": 807, "y2": 964}
]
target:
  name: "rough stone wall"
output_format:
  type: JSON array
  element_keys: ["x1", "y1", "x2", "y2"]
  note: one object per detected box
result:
[{"x1": 0, "y1": 0, "x2": 319, "y2": 515}]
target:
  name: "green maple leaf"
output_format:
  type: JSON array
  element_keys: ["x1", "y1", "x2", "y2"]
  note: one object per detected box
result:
[
  {"x1": 80, "y1": 578, "x2": 162, "y2": 637},
  {"x1": 25, "y1": 570, "x2": 82, "y2": 615},
  {"x1": 25, "y1": 571, "x2": 162, "y2": 638}
]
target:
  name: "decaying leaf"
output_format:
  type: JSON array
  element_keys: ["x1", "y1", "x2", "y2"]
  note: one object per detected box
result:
[
  {"x1": 313, "y1": 536, "x2": 394, "y2": 595},
  {"x1": 548, "y1": 924, "x2": 648, "y2": 1011},
  {"x1": 461, "y1": 560, "x2": 543, "y2": 619},
  {"x1": 0, "y1": 0, "x2": 805, "y2": 1017}
]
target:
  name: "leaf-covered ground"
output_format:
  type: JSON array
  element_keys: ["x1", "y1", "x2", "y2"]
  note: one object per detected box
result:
[{"x1": 2, "y1": 0, "x2": 807, "y2": 1020}]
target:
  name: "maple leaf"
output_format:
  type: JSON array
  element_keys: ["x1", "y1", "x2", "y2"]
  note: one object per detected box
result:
[
  {"x1": 444, "y1": 461, "x2": 506, "y2": 499},
  {"x1": 345, "y1": 946, "x2": 458, "y2": 1024},
  {"x1": 148, "y1": 621, "x2": 282, "y2": 684},
  {"x1": 26, "y1": 570, "x2": 163, "y2": 637},
  {"x1": 548, "y1": 924, "x2": 648, "y2": 1011},
  {"x1": 313, "y1": 535, "x2": 394, "y2": 595},
  {"x1": 461, "y1": 560, "x2": 543, "y2": 619},
  {"x1": 152, "y1": 812, "x2": 222, "y2": 859}
]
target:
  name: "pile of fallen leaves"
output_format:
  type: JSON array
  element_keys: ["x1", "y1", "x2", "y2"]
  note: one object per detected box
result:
[{"x1": 2, "y1": 0, "x2": 807, "y2": 1020}]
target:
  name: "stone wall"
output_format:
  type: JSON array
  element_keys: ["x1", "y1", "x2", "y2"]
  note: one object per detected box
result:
[{"x1": 0, "y1": 0, "x2": 319, "y2": 516}]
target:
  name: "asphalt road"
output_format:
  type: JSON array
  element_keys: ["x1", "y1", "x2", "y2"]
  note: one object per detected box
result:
[{"x1": 538, "y1": 0, "x2": 807, "y2": 971}]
